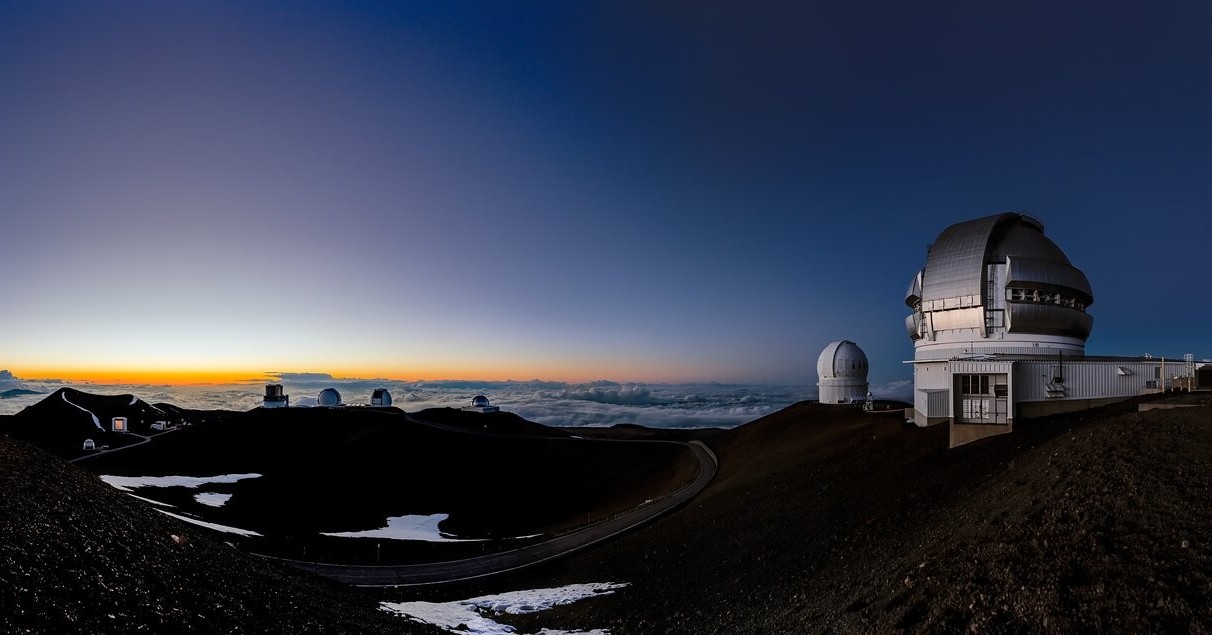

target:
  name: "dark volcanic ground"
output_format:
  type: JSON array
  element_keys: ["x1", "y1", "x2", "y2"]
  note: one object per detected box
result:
[
  {"x1": 419, "y1": 398, "x2": 1212, "y2": 633},
  {"x1": 5, "y1": 395, "x2": 1212, "y2": 633},
  {"x1": 0, "y1": 435, "x2": 434, "y2": 634},
  {"x1": 76, "y1": 406, "x2": 696, "y2": 565}
]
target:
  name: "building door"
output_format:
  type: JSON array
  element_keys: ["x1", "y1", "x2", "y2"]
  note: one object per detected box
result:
[{"x1": 956, "y1": 374, "x2": 1009, "y2": 425}]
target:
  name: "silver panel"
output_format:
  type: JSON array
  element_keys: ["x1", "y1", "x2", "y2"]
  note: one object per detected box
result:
[
  {"x1": 1007, "y1": 304, "x2": 1094, "y2": 338},
  {"x1": 920, "y1": 214, "x2": 1007, "y2": 302},
  {"x1": 928, "y1": 306, "x2": 984, "y2": 331},
  {"x1": 905, "y1": 313, "x2": 921, "y2": 340},
  {"x1": 904, "y1": 270, "x2": 923, "y2": 307},
  {"x1": 987, "y1": 222, "x2": 1072, "y2": 263},
  {"x1": 1005, "y1": 256, "x2": 1093, "y2": 304}
]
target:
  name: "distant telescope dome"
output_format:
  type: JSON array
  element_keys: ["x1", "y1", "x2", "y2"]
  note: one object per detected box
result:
[
  {"x1": 905, "y1": 212, "x2": 1093, "y2": 357},
  {"x1": 817, "y1": 340, "x2": 870, "y2": 404},
  {"x1": 471, "y1": 395, "x2": 491, "y2": 408},
  {"x1": 317, "y1": 388, "x2": 342, "y2": 407},
  {"x1": 371, "y1": 388, "x2": 392, "y2": 407},
  {"x1": 817, "y1": 340, "x2": 868, "y2": 379}
]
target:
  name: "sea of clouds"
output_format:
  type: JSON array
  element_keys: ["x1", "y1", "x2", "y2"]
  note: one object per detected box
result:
[{"x1": 0, "y1": 370, "x2": 913, "y2": 428}]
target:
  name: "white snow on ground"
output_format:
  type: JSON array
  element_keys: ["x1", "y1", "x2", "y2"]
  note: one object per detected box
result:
[
  {"x1": 61, "y1": 392, "x2": 102, "y2": 429},
  {"x1": 194, "y1": 492, "x2": 232, "y2": 507},
  {"x1": 381, "y1": 582, "x2": 627, "y2": 635},
  {"x1": 129, "y1": 395, "x2": 138, "y2": 406},
  {"x1": 99, "y1": 473, "x2": 261, "y2": 492},
  {"x1": 322, "y1": 514, "x2": 487, "y2": 542},
  {"x1": 155, "y1": 509, "x2": 261, "y2": 537}
]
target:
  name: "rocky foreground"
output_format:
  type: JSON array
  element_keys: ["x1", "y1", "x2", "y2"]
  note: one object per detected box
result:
[
  {"x1": 448, "y1": 398, "x2": 1212, "y2": 633},
  {"x1": 3, "y1": 396, "x2": 1211, "y2": 633},
  {"x1": 0, "y1": 435, "x2": 434, "y2": 634}
]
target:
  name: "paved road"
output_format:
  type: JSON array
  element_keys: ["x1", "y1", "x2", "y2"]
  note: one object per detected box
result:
[{"x1": 264, "y1": 438, "x2": 718, "y2": 587}]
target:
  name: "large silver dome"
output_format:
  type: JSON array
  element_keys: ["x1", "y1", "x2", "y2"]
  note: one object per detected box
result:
[{"x1": 906, "y1": 213, "x2": 1093, "y2": 355}]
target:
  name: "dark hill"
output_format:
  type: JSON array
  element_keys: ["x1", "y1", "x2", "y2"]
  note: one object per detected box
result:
[
  {"x1": 0, "y1": 434, "x2": 434, "y2": 634},
  {"x1": 79, "y1": 405, "x2": 698, "y2": 565},
  {"x1": 0, "y1": 388, "x2": 41, "y2": 398},
  {"x1": 462, "y1": 399, "x2": 1212, "y2": 633},
  {"x1": 412, "y1": 407, "x2": 573, "y2": 438},
  {"x1": 1, "y1": 388, "x2": 174, "y2": 456}
]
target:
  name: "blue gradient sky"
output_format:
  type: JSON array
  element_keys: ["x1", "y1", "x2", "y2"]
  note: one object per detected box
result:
[{"x1": 1, "y1": 1, "x2": 1209, "y2": 388}]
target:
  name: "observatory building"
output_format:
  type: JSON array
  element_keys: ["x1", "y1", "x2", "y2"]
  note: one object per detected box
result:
[
  {"x1": 905, "y1": 212, "x2": 1196, "y2": 447},
  {"x1": 317, "y1": 388, "x2": 343, "y2": 408},
  {"x1": 371, "y1": 388, "x2": 392, "y2": 407},
  {"x1": 817, "y1": 340, "x2": 869, "y2": 404},
  {"x1": 462, "y1": 395, "x2": 499, "y2": 413},
  {"x1": 263, "y1": 384, "x2": 289, "y2": 408}
]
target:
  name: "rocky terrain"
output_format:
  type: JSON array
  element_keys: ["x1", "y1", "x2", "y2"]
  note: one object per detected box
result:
[
  {"x1": 4, "y1": 391, "x2": 1211, "y2": 633},
  {"x1": 472, "y1": 397, "x2": 1212, "y2": 633},
  {"x1": 0, "y1": 434, "x2": 438, "y2": 634}
]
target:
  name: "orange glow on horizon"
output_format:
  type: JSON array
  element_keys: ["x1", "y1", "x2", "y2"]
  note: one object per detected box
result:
[{"x1": 12, "y1": 359, "x2": 701, "y2": 386}]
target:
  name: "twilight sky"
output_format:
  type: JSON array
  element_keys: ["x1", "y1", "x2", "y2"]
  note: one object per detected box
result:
[{"x1": 1, "y1": 1, "x2": 1209, "y2": 389}]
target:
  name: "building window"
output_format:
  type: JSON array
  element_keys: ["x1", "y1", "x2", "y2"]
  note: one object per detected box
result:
[
  {"x1": 1005, "y1": 287, "x2": 1087, "y2": 312},
  {"x1": 959, "y1": 374, "x2": 990, "y2": 395}
]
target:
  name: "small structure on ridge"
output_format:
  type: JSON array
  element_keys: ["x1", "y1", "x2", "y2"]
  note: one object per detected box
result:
[
  {"x1": 371, "y1": 388, "x2": 392, "y2": 407},
  {"x1": 317, "y1": 388, "x2": 343, "y2": 408},
  {"x1": 463, "y1": 395, "x2": 499, "y2": 413},
  {"x1": 263, "y1": 384, "x2": 289, "y2": 409}
]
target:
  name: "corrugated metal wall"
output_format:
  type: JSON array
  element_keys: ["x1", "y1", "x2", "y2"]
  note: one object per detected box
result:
[{"x1": 1014, "y1": 360, "x2": 1187, "y2": 401}]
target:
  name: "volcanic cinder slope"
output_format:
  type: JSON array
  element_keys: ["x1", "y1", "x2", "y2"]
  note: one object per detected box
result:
[
  {"x1": 74, "y1": 405, "x2": 697, "y2": 566},
  {"x1": 0, "y1": 434, "x2": 437, "y2": 634},
  {"x1": 450, "y1": 399, "x2": 1212, "y2": 633},
  {"x1": 5, "y1": 392, "x2": 1212, "y2": 633}
]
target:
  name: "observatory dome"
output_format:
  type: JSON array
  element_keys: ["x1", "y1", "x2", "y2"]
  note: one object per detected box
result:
[
  {"x1": 817, "y1": 340, "x2": 869, "y2": 404},
  {"x1": 817, "y1": 340, "x2": 868, "y2": 379},
  {"x1": 317, "y1": 388, "x2": 342, "y2": 407},
  {"x1": 371, "y1": 388, "x2": 392, "y2": 407},
  {"x1": 471, "y1": 395, "x2": 491, "y2": 408},
  {"x1": 905, "y1": 212, "x2": 1093, "y2": 359}
]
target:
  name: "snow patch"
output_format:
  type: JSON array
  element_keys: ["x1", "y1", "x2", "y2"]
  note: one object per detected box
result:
[
  {"x1": 381, "y1": 582, "x2": 627, "y2": 634},
  {"x1": 129, "y1": 395, "x2": 138, "y2": 406},
  {"x1": 99, "y1": 473, "x2": 261, "y2": 492},
  {"x1": 155, "y1": 509, "x2": 261, "y2": 537},
  {"x1": 194, "y1": 492, "x2": 232, "y2": 507},
  {"x1": 61, "y1": 392, "x2": 102, "y2": 429},
  {"x1": 323, "y1": 514, "x2": 487, "y2": 542}
]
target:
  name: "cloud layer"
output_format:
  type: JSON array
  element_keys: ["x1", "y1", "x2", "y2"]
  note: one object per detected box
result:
[{"x1": 0, "y1": 370, "x2": 913, "y2": 428}]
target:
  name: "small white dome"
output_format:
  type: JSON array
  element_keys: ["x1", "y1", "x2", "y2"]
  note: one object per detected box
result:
[
  {"x1": 817, "y1": 341, "x2": 868, "y2": 379},
  {"x1": 816, "y1": 340, "x2": 870, "y2": 404},
  {"x1": 471, "y1": 395, "x2": 491, "y2": 408},
  {"x1": 318, "y1": 388, "x2": 342, "y2": 406},
  {"x1": 371, "y1": 388, "x2": 392, "y2": 406}
]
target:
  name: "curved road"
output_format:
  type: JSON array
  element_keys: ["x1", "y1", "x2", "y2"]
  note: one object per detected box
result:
[{"x1": 264, "y1": 439, "x2": 718, "y2": 587}]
